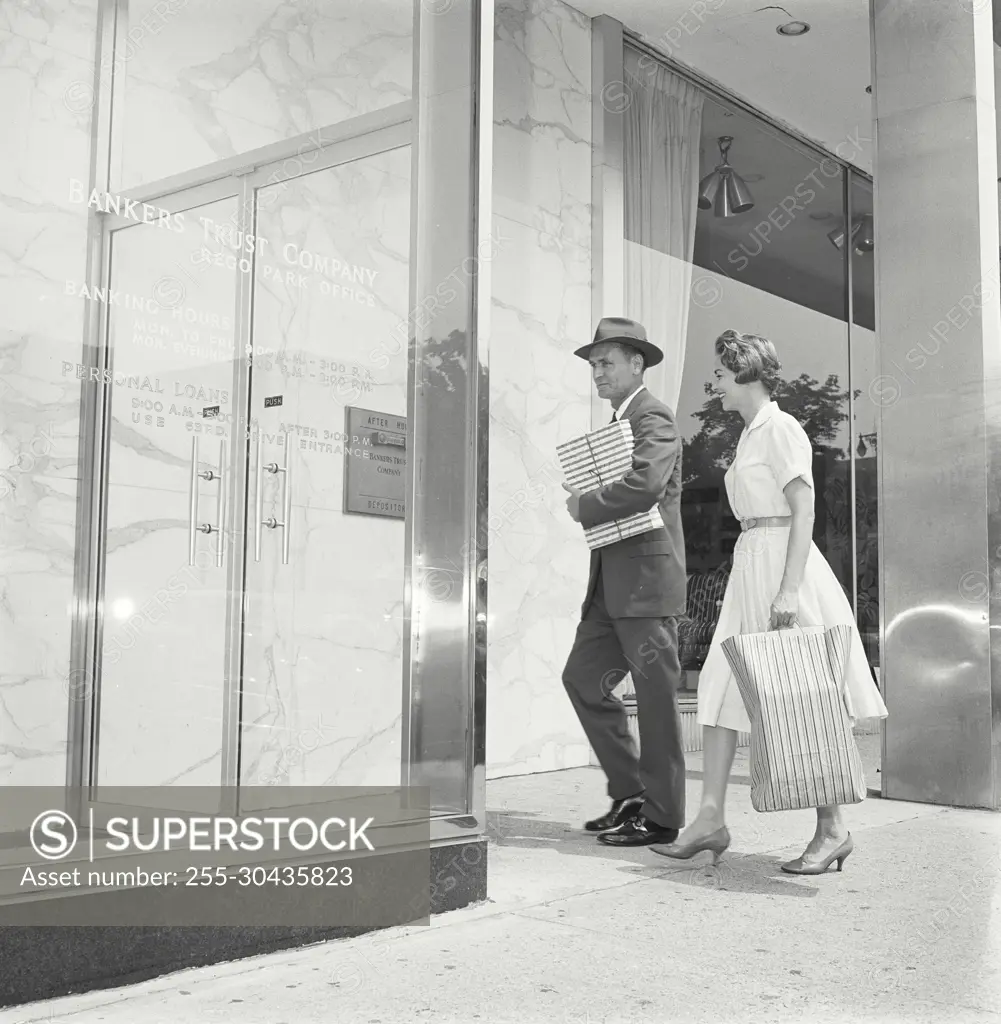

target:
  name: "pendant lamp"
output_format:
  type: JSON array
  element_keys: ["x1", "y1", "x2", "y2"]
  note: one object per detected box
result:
[
  {"x1": 828, "y1": 214, "x2": 875, "y2": 254},
  {"x1": 698, "y1": 136, "x2": 755, "y2": 217}
]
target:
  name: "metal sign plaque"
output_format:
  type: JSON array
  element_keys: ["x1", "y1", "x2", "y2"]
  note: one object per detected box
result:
[{"x1": 343, "y1": 406, "x2": 407, "y2": 519}]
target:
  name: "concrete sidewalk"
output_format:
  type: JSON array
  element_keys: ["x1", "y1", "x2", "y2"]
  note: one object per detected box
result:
[{"x1": 5, "y1": 753, "x2": 1000, "y2": 1024}]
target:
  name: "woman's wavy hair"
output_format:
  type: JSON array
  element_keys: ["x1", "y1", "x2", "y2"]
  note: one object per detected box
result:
[{"x1": 714, "y1": 330, "x2": 782, "y2": 393}]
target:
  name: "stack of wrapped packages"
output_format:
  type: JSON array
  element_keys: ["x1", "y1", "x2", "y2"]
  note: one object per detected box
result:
[{"x1": 556, "y1": 419, "x2": 662, "y2": 550}]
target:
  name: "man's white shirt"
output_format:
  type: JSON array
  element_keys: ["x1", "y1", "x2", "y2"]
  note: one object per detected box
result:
[{"x1": 611, "y1": 384, "x2": 646, "y2": 422}]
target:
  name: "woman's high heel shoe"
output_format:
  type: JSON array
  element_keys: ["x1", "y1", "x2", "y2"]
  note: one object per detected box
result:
[
  {"x1": 780, "y1": 833, "x2": 853, "y2": 875},
  {"x1": 650, "y1": 826, "x2": 731, "y2": 865}
]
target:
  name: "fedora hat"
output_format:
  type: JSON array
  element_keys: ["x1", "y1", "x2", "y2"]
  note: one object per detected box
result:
[{"x1": 574, "y1": 316, "x2": 664, "y2": 368}]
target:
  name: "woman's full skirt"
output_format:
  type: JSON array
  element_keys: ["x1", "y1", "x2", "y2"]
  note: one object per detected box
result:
[{"x1": 697, "y1": 526, "x2": 889, "y2": 733}]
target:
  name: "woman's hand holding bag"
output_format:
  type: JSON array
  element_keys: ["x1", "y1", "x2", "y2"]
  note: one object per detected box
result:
[{"x1": 768, "y1": 588, "x2": 799, "y2": 630}]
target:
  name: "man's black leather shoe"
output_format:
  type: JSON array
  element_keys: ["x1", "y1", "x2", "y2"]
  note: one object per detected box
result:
[
  {"x1": 596, "y1": 813, "x2": 679, "y2": 847},
  {"x1": 584, "y1": 794, "x2": 645, "y2": 833}
]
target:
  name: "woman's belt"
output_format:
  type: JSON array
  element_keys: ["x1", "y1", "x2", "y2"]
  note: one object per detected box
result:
[{"x1": 739, "y1": 516, "x2": 792, "y2": 531}]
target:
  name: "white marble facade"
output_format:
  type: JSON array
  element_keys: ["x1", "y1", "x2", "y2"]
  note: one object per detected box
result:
[
  {"x1": 0, "y1": 0, "x2": 102, "y2": 784},
  {"x1": 487, "y1": 0, "x2": 595, "y2": 780}
]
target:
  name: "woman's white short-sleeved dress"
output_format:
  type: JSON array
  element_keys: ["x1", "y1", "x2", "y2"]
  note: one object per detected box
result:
[{"x1": 696, "y1": 400, "x2": 889, "y2": 733}]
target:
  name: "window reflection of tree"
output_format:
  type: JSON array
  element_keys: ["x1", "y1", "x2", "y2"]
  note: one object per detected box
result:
[
  {"x1": 681, "y1": 373, "x2": 857, "y2": 598},
  {"x1": 406, "y1": 326, "x2": 486, "y2": 792}
]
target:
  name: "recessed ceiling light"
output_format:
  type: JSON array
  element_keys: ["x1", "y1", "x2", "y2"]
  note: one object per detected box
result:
[{"x1": 777, "y1": 20, "x2": 810, "y2": 36}]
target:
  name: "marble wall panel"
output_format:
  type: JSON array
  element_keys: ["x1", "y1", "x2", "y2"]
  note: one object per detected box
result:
[
  {"x1": 487, "y1": 0, "x2": 594, "y2": 781},
  {"x1": 115, "y1": 0, "x2": 413, "y2": 190},
  {"x1": 0, "y1": 9, "x2": 100, "y2": 784}
]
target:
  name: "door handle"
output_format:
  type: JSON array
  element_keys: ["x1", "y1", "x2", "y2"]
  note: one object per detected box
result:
[
  {"x1": 215, "y1": 438, "x2": 227, "y2": 568},
  {"x1": 281, "y1": 431, "x2": 292, "y2": 565},
  {"x1": 188, "y1": 437, "x2": 225, "y2": 567},
  {"x1": 255, "y1": 431, "x2": 292, "y2": 564},
  {"x1": 189, "y1": 436, "x2": 199, "y2": 566},
  {"x1": 254, "y1": 431, "x2": 265, "y2": 562}
]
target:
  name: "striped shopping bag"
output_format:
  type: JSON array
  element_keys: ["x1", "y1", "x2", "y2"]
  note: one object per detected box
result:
[{"x1": 720, "y1": 624, "x2": 866, "y2": 812}]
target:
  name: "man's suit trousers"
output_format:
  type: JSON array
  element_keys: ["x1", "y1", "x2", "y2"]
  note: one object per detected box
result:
[{"x1": 562, "y1": 566, "x2": 686, "y2": 830}]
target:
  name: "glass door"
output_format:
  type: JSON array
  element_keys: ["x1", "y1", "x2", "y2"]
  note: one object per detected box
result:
[
  {"x1": 85, "y1": 123, "x2": 413, "y2": 824},
  {"x1": 237, "y1": 130, "x2": 412, "y2": 808},
  {"x1": 93, "y1": 178, "x2": 243, "y2": 805}
]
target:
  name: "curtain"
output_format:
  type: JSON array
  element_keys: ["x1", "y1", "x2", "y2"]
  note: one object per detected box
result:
[{"x1": 623, "y1": 49, "x2": 705, "y2": 413}]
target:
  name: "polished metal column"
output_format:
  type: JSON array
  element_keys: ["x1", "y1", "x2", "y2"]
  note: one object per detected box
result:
[
  {"x1": 871, "y1": 0, "x2": 1001, "y2": 808},
  {"x1": 66, "y1": 0, "x2": 120, "y2": 792},
  {"x1": 402, "y1": 0, "x2": 493, "y2": 828},
  {"x1": 590, "y1": 14, "x2": 625, "y2": 430}
]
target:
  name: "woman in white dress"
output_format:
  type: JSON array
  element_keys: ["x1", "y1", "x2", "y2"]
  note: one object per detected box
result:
[{"x1": 653, "y1": 330, "x2": 888, "y2": 874}]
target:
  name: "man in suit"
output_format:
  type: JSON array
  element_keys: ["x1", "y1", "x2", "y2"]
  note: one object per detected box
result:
[{"x1": 562, "y1": 317, "x2": 687, "y2": 847}]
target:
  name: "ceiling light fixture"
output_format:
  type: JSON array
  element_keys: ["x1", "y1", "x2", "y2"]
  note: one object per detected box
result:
[
  {"x1": 698, "y1": 136, "x2": 755, "y2": 217},
  {"x1": 758, "y1": 6, "x2": 810, "y2": 37},
  {"x1": 828, "y1": 214, "x2": 874, "y2": 254},
  {"x1": 854, "y1": 215, "x2": 875, "y2": 252}
]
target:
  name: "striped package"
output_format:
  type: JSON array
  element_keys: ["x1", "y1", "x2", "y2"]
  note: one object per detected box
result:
[
  {"x1": 720, "y1": 624, "x2": 867, "y2": 812},
  {"x1": 556, "y1": 420, "x2": 662, "y2": 550}
]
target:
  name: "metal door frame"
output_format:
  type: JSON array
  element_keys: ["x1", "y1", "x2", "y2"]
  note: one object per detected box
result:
[{"x1": 66, "y1": 110, "x2": 414, "y2": 809}]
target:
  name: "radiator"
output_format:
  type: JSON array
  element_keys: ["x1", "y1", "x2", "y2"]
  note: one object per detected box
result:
[
  {"x1": 587, "y1": 699, "x2": 879, "y2": 766},
  {"x1": 587, "y1": 699, "x2": 749, "y2": 765}
]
